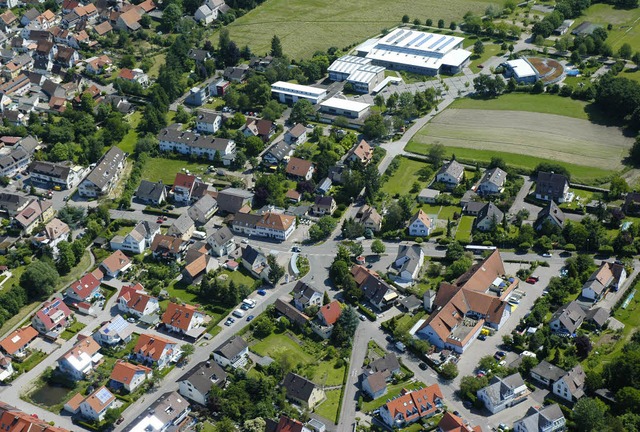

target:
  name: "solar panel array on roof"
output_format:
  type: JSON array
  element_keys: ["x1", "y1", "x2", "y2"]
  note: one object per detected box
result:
[
  {"x1": 95, "y1": 387, "x2": 113, "y2": 404},
  {"x1": 438, "y1": 38, "x2": 456, "y2": 51},
  {"x1": 408, "y1": 33, "x2": 425, "y2": 46},
  {"x1": 388, "y1": 30, "x2": 405, "y2": 43},
  {"x1": 416, "y1": 34, "x2": 434, "y2": 47},
  {"x1": 429, "y1": 35, "x2": 447, "y2": 49}
]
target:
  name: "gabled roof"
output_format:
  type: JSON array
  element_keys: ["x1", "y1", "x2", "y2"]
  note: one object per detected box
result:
[
  {"x1": 361, "y1": 274, "x2": 394, "y2": 304},
  {"x1": 437, "y1": 160, "x2": 464, "y2": 180},
  {"x1": 480, "y1": 167, "x2": 507, "y2": 188},
  {"x1": 110, "y1": 360, "x2": 151, "y2": 384},
  {"x1": 282, "y1": 372, "x2": 320, "y2": 402},
  {"x1": 0, "y1": 403, "x2": 69, "y2": 432},
  {"x1": 207, "y1": 226, "x2": 234, "y2": 247},
  {"x1": 319, "y1": 300, "x2": 341, "y2": 325},
  {"x1": 173, "y1": 173, "x2": 197, "y2": 190},
  {"x1": 535, "y1": 171, "x2": 569, "y2": 198},
  {"x1": 287, "y1": 124, "x2": 306, "y2": 138},
  {"x1": 530, "y1": 360, "x2": 566, "y2": 383},
  {"x1": 536, "y1": 200, "x2": 565, "y2": 228},
  {"x1": 161, "y1": 302, "x2": 200, "y2": 331},
  {"x1": 382, "y1": 384, "x2": 443, "y2": 424},
  {"x1": 82, "y1": 386, "x2": 115, "y2": 414},
  {"x1": 15, "y1": 199, "x2": 51, "y2": 229},
  {"x1": 551, "y1": 301, "x2": 586, "y2": 333},
  {"x1": 177, "y1": 360, "x2": 227, "y2": 394},
  {"x1": 101, "y1": 250, "x2": 131, "y2": 274},
  {"x1": 350, "y1": 264, "x2": 378, "y2": 286},
  {"x1": 213, "y1": 335, "x2": 247, "y2": 360},
  {"x1": 516, "y1": 404, "x2": 564, "y2": 432},
  {"x1": 273, "y1": 416, "x2": 305, "y2": 432},
  {"x1": 368, "y1": 353, "x2": 400, "y2": 374},
  {"x1": 346, "y1": 139, "x2": 372, "y2": 163},
  {"x1": 437, "y1": 411, "x2": 482, "y2": 432},
  {"x1": 34, "y1": 299, "x2": 72, "y2": 331},
  {"x1": 117, "y1": 283, "x2": 156, "y2": 314},
  {"x1": 475, "y1": 202, "x2": 504, "y2": 226},
  {"x1": 134, "y1": 334, "x2": 175, "y2": 361},
  {"x1": 292, "y1": 281, "x2": 321, "y2": 305},
  {"x1": 286, "y1": 157, "x2": 313, "y2": 178},
  {"x1": 0, "y1": 326, "x2": 38, "y2": 355},
  {"x1": 559, "y1": 365, "x2": 586, "y2": 398},
  {"x1": 45, "y1": 218, "x2": 70, "y2": 241},
  {"x1": 151, "y1": 234, "x2": 185, "y2": 254},
  {"x1": 169, "y1": 213, "x2": 195, "y2": 235},
  {"x1": 257, "y1": 212, "x2": 295, "y2": 231},
  {"x1": 68, "y1": 272, "x2": 101, "y2": 299},
  {"x1": 216, "y1": 187, "x2": 254, "y2": 214},
  {"x1": 409, "y1": 209, "x2": 433, "y2": 229},
  {"x1": 85, "y1": 147, "x2": 124, "y2": 189},
  {"x1": 274, "y1": 298, "x2": 310, "y2": 327}
]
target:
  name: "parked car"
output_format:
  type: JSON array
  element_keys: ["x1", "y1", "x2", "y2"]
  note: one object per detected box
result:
[
  {"x1": 494, "y1": 351, "x2": 506, "y2": 360},
  {"x1": 359, "y1": 314, "x2": 366, "y2": 321},
  {"x1": 246, "y1": 315, "x2": 255, "y2": 321},
  {"x1": 477, "y1": 334, "x2": 487, "y2": 341},
  {"x1": 419, "y1": 362, "x2": 428, "y2": 370},
  {"x1": 257, "y1": 289, "x2": 267, "y2": 296},
  {"x1": 542, "y1": 252, "x2": 552, "y2": 258}
]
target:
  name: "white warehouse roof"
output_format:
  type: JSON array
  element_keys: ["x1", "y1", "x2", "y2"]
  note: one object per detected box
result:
[
  {"x1": 506, "y1": 59, "x2": 537, "y2": 79},
  {"x1": 271, "y1": 81, "x2": 327, "y2": 97},
  {"x1": 320, "y1": 97, "x2": 370, "y2": 112}
]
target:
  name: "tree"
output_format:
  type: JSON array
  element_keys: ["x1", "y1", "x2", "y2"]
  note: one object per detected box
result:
[
  {"x1": 252, "y1": 316, "x2": 275, "y2": 338},
  {"x1": 371, "y1": 239, "x2": 386, "y2": 255},
  {"x1": 402, "y1": 14, "x2": 410, "y2": 23},
  {"x1": 440, "y1": 362, "x2": 458, "y2": 379},
  {"x1": 323, "y1": 291, "x2": 330, "y2": 305},
  {"x1": 473, "y1": 40, "x2": 485, "y2": 55},
  {"x1": 619, "y1": 43, "x2": 633, "y2": 60},
  {"x1": 267, "y1": 255, "x2": 284, "y2": 286},
  {"x1": 20, "y1": 261, "x2": 59, "y2": 300},
  {"x1": 261, "y1": 100, "x2": 285, "y2": 121},
  {"x1": 426, "y1": 18, "x2": 433, "y2": 26},
  {"x1": 245, "y1": 136, "x2": 265, "y2": 156},
  {"x1": 103, "y1": 409, "x2": 121, "y2": 426},
  {"x1": 361, "y1": 113, "x2": 389, "y2": 140},
  {"x1": 331, "y1": 306, "x2": 359, "y2": 347},
  {"x1": 162, "y1": 3, "x2": 182, "y2": 32},
  {"x1": 630, "y1": 136, "x2": 640, "y2": 165},
  {"x1": 243, "y1": 418, "x2": 266, "y2": 432},
  {"x1": 56, "y1": 241, "x2": 76, "y2": 275},
  {"x1": 289, "y1": 99, "x2": 314, "y2": 125},
  {"x1": 180, "y1": 343, "x2": 195, "y2": 358},
  {"x1": 573, "y1": 397, "x2": 607, "y2": 432},
  {"x1": 473, "y1": 74, "x2": 506, "y2": 97},
  {"x1": 438, "y1": 19, "x2": 445, "y2": 28},
  {"x1": 309, "y1": 216, "x2": 338, "y2": 241},
  {"x1": 449, "y1": 21, "x2": 457, "y2": 30},
  {"x1": 459, "y1": 375, "x2": 488, "y2": 399},
  {"x1": 609, "y1": 176, "x2": 629, "y2": 198},
  {"x1": 428, "y1": 143, "x2": 446, "y2": 167},
  {"x1": 270, "y1": 35, "x2": 283, "y2": 58}
]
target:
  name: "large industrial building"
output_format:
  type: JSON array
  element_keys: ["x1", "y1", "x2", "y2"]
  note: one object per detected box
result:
[
  {"x1": 327, "y1": 56, "x2": 386, "y2": 93},
  {"x1": 319, "y1": 97, "x2": 370, "y2": 119},
  {"x1": 356, "y1": 28, "x2": 471, "y2": 76},
  {"x1": 271, "y1": 81, "x2": 327, "y2": 104}
]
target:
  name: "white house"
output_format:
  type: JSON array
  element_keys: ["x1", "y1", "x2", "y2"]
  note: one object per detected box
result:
[
  {"x1": 134, "y1": 334, "x2": 178, "y2": 369},
  {"x1": 478, "y1": 167, "x2": 507, "y2": 195},
  {"x1": 195, "y1": 109, "x2": 222, "y2": 134},
  {"x1": 292, "y1": 281, "x2": 323, "y2": 311},
  {"x1": 28, "y1": 160, "x2": 84, "y2": 189},
  {"x1": 117, "y1": 283, "x2": 160, "y2": 318},
  {"x1": 65, "y1": 271, "x2": 101, "y2": 303},
  {"x1": 436, "y1": 160, "x2": 464, "y2": 188},
  {"x1": 581, "y1": 261, "x2": 627, "y2": 302},
  {"x1": 110, "y1": 221, "x2": 161, "y2": 255},
  {"x1": 178, "y1": 360, "x2": 227, "y2": 405},
  {"x1": 394, "y1": 244, "x2": 424, "y2": 283},
  {"x1": 286, "y1": 157, "x2": 314, "y2": 181},
  {"x1": 158, "y1": 125, "x2": 236, "y2": 166},
  {"x1": 477, "y1": 373, "x2": 528, "y2": 414},
  {"x1": 100, "y1": 250, "x2": 132, "y2": 278},
  {"x1": 109, "y1": 360, "x2": 152, "y2": 393},
  {"x1": 285, "y1": 124, "x2": 307, "y2": 145},
  {"x1": 78, "y1": 387, "x2": 115, "y2": 421},
  {"x1": 514, "y1": 404, "x2": 566, "y2": 432},
  {"x1": 206, "y1": 227, "x2": 235, "y2": 257},
  {"x1": 187, "y1": 194, "x2": 218, "y2": 225},
  {"x1": 92, "y1": 315, "x2": 134, "y2": 347},
  {"x1": 408, "y1": 209, "x2": 434, "y2": 237},
  {"x1": 213, "y1": 335, "x2": 248, "y2": 369},
  {"x1": 78, "y1": 146, "x2": 125, "y2": 198},
  {"x1": 161, "y1": 302, "x2": 205, "y2": 338},
  {"x1": 552, "y1": 365, "x2": 585, "y2": 403},
  {"x1": 57, "y1": 336, "x2": 103, "y2": 381}
]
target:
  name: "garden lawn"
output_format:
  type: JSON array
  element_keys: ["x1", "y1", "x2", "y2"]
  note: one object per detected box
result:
[
  {"x1": 251, "y1": 333, "x2": 315, "y2": 364},
  {"x1": 560, "y1": 188, "x2": 598, "y2": 211},
  {"x1": 219, "y1": 268, "x2": 256, "y2": 287},
  {"x1": 419, "y1": 204, "x2": 459, "y2": 221},
  {"x1": 143, "y1": 158, "x2": 211, "y2": 184},
  {"x1": 382, "y1": 157, "x2": 428, "y2": 196},
  {"x1": 165, "y1": 279, "x2": 199, "y2": 304},
  {"x1": 315, "y1": 389, "x2": 342, "y2": 424},
  {"x1": 117, "y1": 111, "x2": 142, "y2": 154},
  {"x1": 449, "y1": 94, "x2": 590, "y2": 120},
  {"x1": 313, "y1": 360, "x2": 346, "y2": 387},
  {"x1": 467, "y1": 42, "x2": 504, "y2": 73},
  {"x1": 361, "y1": 381, "x2": 426, "y2": 412},
  {"x1": 392, "y1": 311, "x2": 427, "y2": 335},
  {"x1": 148, "y1": 53, "x2": 166, "y2": 78},
  {"x1": 455, "y1": 215, "x2": 474, "y2": 242},
  {"x1": 221, "y1": 0, "x2": 496, "y2": 59}
]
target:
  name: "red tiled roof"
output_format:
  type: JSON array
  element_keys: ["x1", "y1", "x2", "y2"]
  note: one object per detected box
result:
[
  {"x1": 161, "y1": 302, "x2": 199, "y2": 331},
  {"x1": 134, "y1": 334, "x2": 174, "y2": 361},
  {"x1": 101, "y1": 250, "x2": 131, "y2": 274},
  {"x1": 319, "y1": 300, "x2": 341, "y2": 326},
  {"x1": 68, "y1": 272, "x2": 100, "y2": 300},
  {"x1": 110, "y1": 360, "x2": 151, "y2": 384},
  {"x1": 383, "y1": 385, "x2": 443, "y2": 424},
  {"x1": 0, "y1": 326, "x2": 38, "y2": 355},
  {"x1": 286, "y1": 157, "x2": 313, "y2": 178}
]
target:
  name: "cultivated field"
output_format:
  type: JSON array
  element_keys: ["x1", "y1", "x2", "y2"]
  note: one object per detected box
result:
[
  {"x1": 223, "y1": 0, "x2": 498, "y2": 59},
  {"x1": 411, "y1": 109, "x2": 633, "y2": 171}
]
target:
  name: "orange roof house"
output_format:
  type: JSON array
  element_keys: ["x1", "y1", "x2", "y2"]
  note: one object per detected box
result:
[
  {"x1": 161, "y1": 302, "x2": 205, "y2": 335},
  {"x1": 101, "y1": 250, "x2": 131, "y2": 278},
  {"x1": 379, "y1": 384, "x2": 444, "y2": 428},
  {"x1": 109, "y1": 360, "x2": 151, "y2": 392},
  {"x1": 0, "y1": 326, "x2": 38, "y2": 357},
  {"x1": 346, "y1": 139, "x2": 373, "y2": 165},
  {"x1": 285, "y1": 157, "x2": 314, "y2": 180},
  {"x1": 134, "y1": 334, "x2": 176, "y2": 368},
  {"x1": 319, "y1": 300, "x2": 342, "y2": 326}
]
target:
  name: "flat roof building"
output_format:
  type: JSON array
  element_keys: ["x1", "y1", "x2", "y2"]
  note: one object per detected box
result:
[
  {"x1": 356, "y1": 28, "x2": 471, "y2": 76},
  {"x1": 503, "y1": 59, "x2": 538, "y2": 83},
  {"x1": 328, "y1": 56, "x2": 385, "y2": 93},
  {"x1": 319, "y1": 97, "x2": 370, "y2": 119},
  {"x1": 271, "y1": 81, "x2": 327, "y2": 105}
]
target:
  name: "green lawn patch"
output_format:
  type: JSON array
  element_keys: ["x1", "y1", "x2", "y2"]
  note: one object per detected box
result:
[
  {"x1": 143, "y1": 157, "x2": 211, "y2": 184},
  {"x1": 313, "y1": 360, "x2": 347, "y2": 387},
  {"x1": 148, "y1": 53, "x2": 166, "y2": 78},
  {"x1": 419, "y1": 204, "x2": 459, "y2": 221},
  {"x1": 218, "y1": 268, "x2": 256, "y2": 287},
  {"x1": 14, "y1": 350, "x2": 47, "y2": 373},
  {"x1": 560, "y1": 188, "x2": 598, "y2": 211},
  {"x1": 391, "y1": 311, "x2": 427, "y2": 335},
  {"x1": 315, "y1": 389, "x2": 342, "y2": 424},
  {"x1": 382, "y1": 157, "x2": 429, "y2": 196},
  {"x1": 468, "y1": 43, "x2": 504, "y2": 73},
  {"x1": 60, "y1": 321, "x2": 87, "y2": 340},
  {"x1": 361, "y1": 381, "x2": 426, "y2": 412},
  {"x1": 251, "y1": 333, "x2": 315, "y2": 364},
  {"x1": 455, "y1": 215, "x2": 474, "y2": 242},
  {"x1": 449, "y1": 94, "x2": 590, "y2": 120},
  {"x1": 165, "y1": 278, "x2": 199, "y2": 304},
  {"x1": 572, "y1": 3, "x2": 640, "y2": 50}
]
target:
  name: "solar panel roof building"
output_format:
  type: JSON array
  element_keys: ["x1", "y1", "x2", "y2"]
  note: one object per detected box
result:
[
  {"x1": 356, "y1": 28, "x2": 471, "y2": 75},
  {"x1": 327, "y1": 56, "x2": 386, "y2": 93}
]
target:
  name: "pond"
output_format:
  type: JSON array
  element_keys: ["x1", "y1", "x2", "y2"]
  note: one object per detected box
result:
[{"x1": 30, "y1": 384, "x2": 73, "y2": 407}]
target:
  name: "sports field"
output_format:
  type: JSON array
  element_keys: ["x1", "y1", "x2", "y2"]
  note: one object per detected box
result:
[
  {"x1": 223, "y1": 0, "x2": 497, "y2": 59},
  {"x1": 411, "y1": 109, "x2": 633, "y2": 171}
]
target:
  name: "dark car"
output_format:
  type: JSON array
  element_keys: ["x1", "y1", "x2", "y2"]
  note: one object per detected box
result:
[
  {"x1": 386, "y1": 335, "x2": 394, "y2": 342},
  {"x1": 246, "y1": 315, "x2": 255, "y2": 321},
  {"x1": 463, "y1": 400, "x2": 473, "y2": 409},
  {"x1": 494, "y1": 350, "x2": 506, "y2": 360},
  {"x1": 257, "y1": 289, "x2": 267, "y2": 296},
  {"x1": 419, "y1": 362, "x2": 428, "y2": 370},
  {"x1": 477, "y1": 334, "x2": 487, "y2": 341},
  {"x1": 453, "y1": 410, "x2": 460, "y2": 417}
]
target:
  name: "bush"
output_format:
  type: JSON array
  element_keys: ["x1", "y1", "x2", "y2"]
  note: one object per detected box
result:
[
  {"x1": 415, "y1": 237, "x2": 423, "y2": 244},
  {"x1": 358, "y1": 303, "x2": 377, "y2": 321},
  {"x1": 598, "y1": 245, "x2": 614, "y2": 256}
]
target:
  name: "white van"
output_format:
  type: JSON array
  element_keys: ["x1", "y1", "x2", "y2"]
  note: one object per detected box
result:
[
  {"x1": 242, "y1": 298, "x2": 256, "y2": 308},
  {"x1": 192, "y1": 231, "x2": 206, "y2": 240},
  {"x1": 232, "y1": 309, "x2": 245, "y2": 318}
]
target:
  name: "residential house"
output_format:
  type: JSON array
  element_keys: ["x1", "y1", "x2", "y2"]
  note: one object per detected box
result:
[
  {"x1": 78, "y1": 146, "x2": 125, "y2": 197},
  {"x1": 14, "y1": 199, "x2": 54, "y2": 235},
  {"x1": 356, "y1": 204, "x2": 383, "y2": 232},
  {"x1": 195, "y1": 109, "x2": 222, "y2": 134},
  {"x1": 216, "y1": 187, "x2": 254, "y2": 214},
  {"x1": 178, "y1": 361, "x2": 227, "y2": 405},
  {"x1": 109, "y1": 360, "x2": 152, "y2": 393},
  {"x1": 101, "y1": 250, "x2": 132, "y2": 278},
  {"x1": 0, "y1": 326, "x2": 38, "y2": 359},
  {"x1": 117, "y1": 68, "x2": 149, "y2": 87},
  {"x1": 266, "y1": 416, "x2": 313, "y2": 432},
  {"x1": 206, "y1": 227, "x2": 235, "y2": 257},
  {"x1": 93, "y1": 21, "x2": 113, "y2": 37},
  {"x1": 0, "y1": 403, "x2": 70, "y2": 431},
  {"x1": 581, "y1": 261, "x2": 627, "y2": 302},
  {"x1": 223, "y1": 65, "x2": 249, "y2": 82},
  {"x1": 0, "y1": 353, "x2": 13, "y2": 382},
  {"x1": 65, "y1": 272, "x2": 101, "y2": 303},
  {"x1": 263, "y1": 141, "x2": 294, "y2": 165},
  {"x1": 0, "y1": 193, "x2": 30, "y2": 217},
  {"x1": 462, "y1": 201, "x2": 485, "y2": 216},
  {"x1": 117, "y1": 283, "x2": 160, "y2": 318},
  {"x1": 285, "y1": 124, "x2": 307, "y2": 145},
  {"x1": 150, "y1": 235, "x2": 186, "y2": 261},
  {"x1": 194, "y1": 0, "x2": 227, "y2": 23},
  {"x1": 585, "y1": 307, "x2": 609, "y2": 329},
  {"x1": 312, "y1": 300, "x2": 342, "y2": 339},
  {"x1": 436, "y1": 160, "x2": 464, "y2": 188},
  {"x1": 474, "y1": 202, "x2": 504, "y2": 232},
  {"x1": 345, "y1": 139, "x2": 373, "y2": 165},
  {"x1": 31, "y1": 298, "x2": 73, "y2": 336},
  {"x1": 550, "y1": 301, "x2": 586, "y2": 334},
  {"x1": 161, "y1": 302, "x2": 205, "y2": 338},
  {"x1": 93, "y1": 315, "x2": 134, "y2": 347},
  {"x1": 28, "y1": 161, "x2": 82, "y2": 189},
  {"x1": 552, "y1": 365, "x2": 586, "y2": 403},
  {"x1": 437, "y1": 412, "x2": 482, "y2": 432},
  {"x1": 57, "y1": 336, "x2": 103, "y2": 381},
  {"x1": 379, "y1": 385, "x2": 444, "y2": 429},
  {"x1": 417, "y1": 188, "x2": 440, "y2": 204},
  {"x1": 241, "y1": 245, "x2": 269, "y2": 280},
  {"x1": 112, "y1": 221, "x2": 161, "y2": 255},
  {"x1": 85, "y1": 55, "x2": 112, "y2": 74},
  {"x1": 212, "y1": 335, "x2": 248, "y2": 368},
  {"x1": 167, "y1": 214, "x2": 196, "y2": 240},
  {"x1": 135, "y1": 180, "x2": 166, "y2": 205},
  {"x1": 275, "y1": 297, "x2": 311, "y2": 328},
  {"x1": 316, "y1": 177, "x2": 332, "y2": 195},
  {"x1": 478, "y1": 167, "x2": 507, "y2": 195},
  {"x1": 126, "y1": 391, "x2": 190, "y2": 432},
  {"x1": 477, "y1": 373, "x2": 528, "y2": 414},
  {"x1": 232, "y1": 212, "x2": 296, "y2": 241},
  {"x1": 530, "y1": 361, "x2": 566, "y2": 388},
  {"x1": 394, "y1": 244, "x2": 424, "y2": 283},
  {"x1": 243, "y1": 118, "x2": 274, "y2": 142},
  {"x1": 292, "y1": 281, "x2": 322, "y2": 311},
  {"x1": 188, "y1": 194, "x2": 218, "y2": 225},
  {"x1": 75, "y1": 387, "x2": 115, "y2": 421},
  {"x1": 134, "y1": 334, "x2": 177, "y2": 369},
  {"x1": 33, "y1": 218, "x2": 70, "y2": 250},
  {"x1": 416, "y1": 250, "x2": 516, "y2": 353},
  {"x1": 361, "y1": 274, "x2": 397, "y2": 311},
  {"x1": 535, "y1": 201, "x2": 565, "y2": 231},
  {"x1": 159, "y1": 125, "x2": 236, "y2": 166},
  {"x1": 282, "y1": 372, "x2": 325, "y2": 409},
  {"x1": 514, "y1": 404, "x2": 566, "y2": 432},
  {"x1": 311, "y1": 196, "x2": 336, "y2": 216},
  {"x1": 171, "y1": 173, "x2": 206, "y2": 205},
  {"x1": 535, "y1": 172, "x2": 570, "y2": 203},
  {"x1": 286, "y1": 157, "x2": 314, "y2": 181},
  {"x1": 286, "y1": 189, "x2": 302, "y2": 203},
  {"x1": 408, "y1": 209, "x2": 434, "y2": 237},
  {"x1": 361, "y1": 370, "x2": 391, "y2": 399}
]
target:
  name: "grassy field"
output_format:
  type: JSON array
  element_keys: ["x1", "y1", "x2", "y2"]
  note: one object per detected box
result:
[
  {"x1": 143, "y1": 157, "x2": 211, "y2": 184},
  {"x1": 218, "y1": 268, "x2": 256, "y2": 287},
  {"x1": 251, "y1": 332, "x2": 316, "y2": 364},
  {"x1": 117, "y1": 111, "x2": 142, "y2": 154},
  {"x1": 449, "y1": 94, "x2": 590, "y2": 120},
  {"x1": 455, "y1": 215, "x2": 474, "y2": 242},
  {"x1": 165, "y1": 278, "x2": 199, "y2": 304},
  {"x1": 314, "y1": 360, "x2": 346, "y2": 386},
  {"x1": 572, "y1": 3, "x2": 640, "y2": 51},
  {"x1": 419, "y1": 204, "x2": 459, "y2": 222},
  {"x1": 381, "y1": 157, "x2": 428, "y2": 196},
  {"x1": 148, "y1": 53, "x2": 166, "y2": 78},
  {"x1": 468, "y1": 42, "x2": 504, "y2": 73},
  {"x1": 315, "y1": 389, "x2": 342, "y2": 423},
  {"x1": 222, "y1": 0, "x2": 497, "y2": 59}
]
